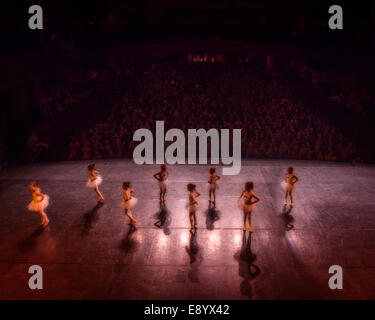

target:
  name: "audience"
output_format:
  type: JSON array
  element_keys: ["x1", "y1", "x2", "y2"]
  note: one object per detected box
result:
[
  {"x1": 329, "y1": 87, "x2": 374, "y2": 117},
  {"x1": 67, "y1": 60, "x2": 360, "y2": 163},
  {"x1": 34, "y1": 86, "x2": 90, "y2": 119},
  {"x1": 290, "y1": 59, "x2": 373, "y2": 118},
  {"x1": 34, "y1": 64, "x2": 127, "y2": 119}
]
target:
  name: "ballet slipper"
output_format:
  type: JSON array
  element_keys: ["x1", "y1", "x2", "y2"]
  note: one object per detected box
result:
[
  {"x1": 243, "y1": 225, "x2": 246, "y2": 231},
  {"x1": 43, "y1": 220, "x2": 50, "y2": 227},
  {"x1": 249, "y1": 225, "x2": 253, "y2": 233}
]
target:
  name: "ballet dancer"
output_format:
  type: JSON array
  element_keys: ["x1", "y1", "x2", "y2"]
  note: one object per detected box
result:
[
  {"x1": 187, "y1": 184, "x2": 200, "y2": 231},
  {"x1": 121, "y1": 182, "x2": 137, "y2": 227},
  {"x1": 86, "y1": 163, "x2": 104, "y2": 203},
  {"x1": 28, "y1": 182, "x2": 50, "y2": 227},
  {"x1": 282, "y1": 166, "x2": 299, "y2": 206},
  {"x1": 153, "y1": 164, "x2": 169, "y2": 203},
  {"x1": 238, "y1": 181, "x2": 260, "y2": 232},
  {"x1": 208, "y1": 167, "x2": 220, "y2": 205}
]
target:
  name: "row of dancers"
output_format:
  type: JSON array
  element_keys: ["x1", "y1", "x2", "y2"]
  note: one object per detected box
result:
[{"x1": 28, "y1": 164, "x2": 298, "y2": 232}]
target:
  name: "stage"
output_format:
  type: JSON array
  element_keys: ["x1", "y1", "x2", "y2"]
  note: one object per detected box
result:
[{"x1": 0, "y1": 159, "x2": 374, "y2": 299}]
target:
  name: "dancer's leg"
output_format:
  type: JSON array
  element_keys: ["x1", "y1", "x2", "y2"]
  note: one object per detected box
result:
[
  {"x1": 248, "y1": 212, "x2": 253, "y2": 232},
  {"x1": 42, "y1": 210, "x2": 49, "y2": 224},
  {"x1": 162, "y1": 187, "x2": 166, "y2": 201},
  {"x1": 284, "y1": 191, "x2": 288, "y2": 205},
  {"x1": 243, "y1": 211, "x2": 247, "y2": 231},
  {"x1": 95, "y1": 187, "x2": 104, "y2": 201},
  {"x1": 125, "y1": 209, "x2": 136, "y2": 225},
  {"x1": 189, "y1": 212, "x2": 194, "y2": 230},
  {"x1": 36, "y1": 210, "x2": 46, "y2": 225},
  {"x1": 289, "y1": 191, "x2": 294, "y2": 205}
]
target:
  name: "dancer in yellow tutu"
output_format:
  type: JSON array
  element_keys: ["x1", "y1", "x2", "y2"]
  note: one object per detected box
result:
[
  {"x1": 86, "y1": 163, "x2": 104, "y2": 203},
  {"x1": 238, "y1": 181, "x2": 260, "y2": 232},
  {"x1": 282, "y1": 166, "x2": 299, "y2": 206},
  {"x1": 28, "y1": 182, "x2": 50, "y2": 227},
  {"x1": 187, "y1": 184, "x2": 200, "y2": 231},
  {"x1": 121, "y1": 182, "x2": 137, "y2": 227}
]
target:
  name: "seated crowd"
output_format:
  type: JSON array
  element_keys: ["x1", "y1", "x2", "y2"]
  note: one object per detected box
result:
[
  {"x1": 33, "y1": 64, "x2": 128, "y2": 120},
  {"x1": 290, "y1": 60, "x2": 373, "y2": 118},
  {"x1": 34, "y1": 86, "x2": 90, "y2": 119},
  {"x1": 67, "y1": 60, "x2": 361, "y2": 163}
]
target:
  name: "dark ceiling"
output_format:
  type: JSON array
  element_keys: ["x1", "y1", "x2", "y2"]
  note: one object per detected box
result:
[{"x1": 2, "y1": 0, "x2": 374, "y2": 49}]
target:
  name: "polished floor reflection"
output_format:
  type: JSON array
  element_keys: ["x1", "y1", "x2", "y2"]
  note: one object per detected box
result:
[{"x1": 0, "y1": 159, "x2": 375, "y2": 299}]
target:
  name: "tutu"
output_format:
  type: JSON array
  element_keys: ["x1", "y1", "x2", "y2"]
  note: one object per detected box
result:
[
  {"x1": 86, "y1": 175, "x2": 103, "y2": 188},
  {"x1": 207, "y1": 181, "x2": 219, "y2": 191},
  {"x1": 157, "y1": 179, "x2": 169, "y2": 189},
  {"x1": 28, "y1": 194, "x2": 50, "y2": 212},
  {"x1": 238, "y1": 198, "x2": 254, "y2": 213},
  {"x1": 121, "y1": 197, "x2": 138, "y2": 210},
  {"x1": 281, "y1": 181, "x2": 294, "y2": 192},
  {"x1": 186, "y1": 201, "x2": 199, "y2": 212}
]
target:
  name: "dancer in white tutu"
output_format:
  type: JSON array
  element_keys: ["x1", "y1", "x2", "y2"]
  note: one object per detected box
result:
[
  {"x1": 282, "y1": 166, "x2": 299, "y2": 206},
  {"x1": 153, "y1": 164, "x2": 169, "y2": 203},
  {"x1": 86, "y1": 164, "x2": 104, "y2": 203},
  {"x1": 121, "y1": 181, "x2": 137, "y2": 227},
  {"x1": 208, "y1": 167, "x2": 220, "y2": 205},
  {"x1": 238, "y1": 181, "x2": 260, "y2": 232},
  {"x1": 187, "y1": 183, "x2": 200, "y2": 231},
  {"x1": 28, "y1": 182, "x2": 50, "y2": 227}
]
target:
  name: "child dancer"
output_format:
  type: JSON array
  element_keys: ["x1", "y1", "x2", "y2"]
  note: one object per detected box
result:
[
  {"x1": 187, "y1": 184, "x2": 200, "y2": 231},
  {"x1": 153, "y1": 164, "x2": 169, "y2": 203},
  {"x1": 28, "y1": 182, "x2": 50, "y2": 227},
  {"x1": 121, "y1": 182, "x2": 137, "y2": 227},
  {"x1": 86, "y1": 163, "x2": 104, "y2": 203},
  {"x1": 208, "y1": 167, "x2": 220, "y2": 205},
  {"x1": 238, "y1": 182, "x2": 260, "y2": 232},
  {"x1": 282, "y1": 166, "x2": 299, "y2": 206}
]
